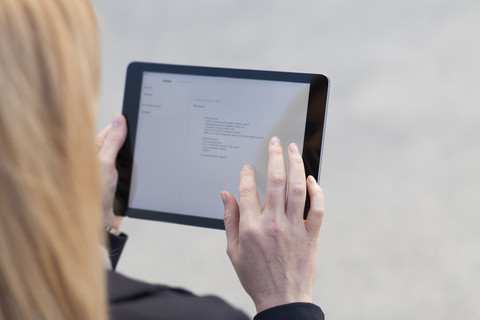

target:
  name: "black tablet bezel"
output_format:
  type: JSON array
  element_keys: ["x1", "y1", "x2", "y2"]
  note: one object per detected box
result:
[{"x1": 114, "y1": 62, "x2": 329, "y2": 230}]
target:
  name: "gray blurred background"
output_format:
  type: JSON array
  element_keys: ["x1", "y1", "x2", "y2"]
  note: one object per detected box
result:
[{"x1": 92, "y1": 0, "x2": 480, "y2": 318}]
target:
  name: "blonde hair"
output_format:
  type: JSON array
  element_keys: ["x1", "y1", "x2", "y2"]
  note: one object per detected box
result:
[{"x1": 0, "y1": 0, "x2": 107, "y2": 319}]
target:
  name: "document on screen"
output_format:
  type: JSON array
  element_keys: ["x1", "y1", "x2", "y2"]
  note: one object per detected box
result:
[{"x1": 129, "y1": 71, "x2": 310, "y2": 220}]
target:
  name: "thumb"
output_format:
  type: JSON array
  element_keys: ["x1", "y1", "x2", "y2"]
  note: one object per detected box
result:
[
  {"x1": 99, "y1": 113, "x2": 127, "y2": 163},
  {"x1": 305, "y1": 176, "x2": 325, "y2": 238},
  {"x1": 222, "y1": 191, "x2": 240, "y2": 259}
]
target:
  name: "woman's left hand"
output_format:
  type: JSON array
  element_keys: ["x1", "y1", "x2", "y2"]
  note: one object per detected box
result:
[{"x1": 96, "y1": 113, "x2": 127, "y2": 229}]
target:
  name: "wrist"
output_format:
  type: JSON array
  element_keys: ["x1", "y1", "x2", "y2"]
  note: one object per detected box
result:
[
  {"x1": 104, "y1": 225, "x2": 121, "y2": 236},
  {"x1": 254, "y1": 292, "x2": 312, "y2": 313},
  {"x1": 104, "y1": 211, "x2": 123, "y2": 229}
]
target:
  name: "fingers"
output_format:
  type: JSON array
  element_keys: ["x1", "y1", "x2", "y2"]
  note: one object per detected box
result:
[
  {"x1": 285, "y1": 143, "x2": 307, "y2": 221},
  {"x1": 305, "y1": 176, "x2": 325, "y2": 238},
  {"x1": 95, "y1": 124, "x2": 111, "y2": 153},
  {"x1": 228, "y1": 137, "x2": 323, "y2": 238},
  {"x1": 238, "y1": 165, "x2": 261, "y2": 218},
  {"x1": 222, "y1": 191, "x2": 240, "y2": 259},
  {"x1": 98, "y1": 113, "x2": 127, "y2": 165},
  {"x1": 264, "y1": 136, "x2": 287, "y2": 213}
]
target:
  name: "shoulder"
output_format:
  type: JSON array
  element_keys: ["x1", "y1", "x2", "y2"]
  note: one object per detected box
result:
[{"x1": 107, "y1": 271, "x2": 249, "y2": 320}]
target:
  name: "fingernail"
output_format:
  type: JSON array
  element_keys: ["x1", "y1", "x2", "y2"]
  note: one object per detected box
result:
[
  {"x1": 289, "y1": 143, "x2": 298, "y2": 153},
  {"x1": 221, "y1": 191, "x2": 228, "y2": 206},
  {"x1": 113, "y1": 113, "x2": 123, "y2": 127},
  {"x1": 308, "y1": 175, "x2": 317, "y2": 184},
  {"x1": 271, "y1": 136, "x2": 280, "y2": 146}
]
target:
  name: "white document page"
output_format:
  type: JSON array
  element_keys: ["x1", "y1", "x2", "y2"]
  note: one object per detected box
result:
[{"x1": 129, "y1": 71, "x2": 310, "y2": 220}]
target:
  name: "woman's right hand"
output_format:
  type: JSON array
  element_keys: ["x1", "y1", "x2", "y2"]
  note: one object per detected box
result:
[{"x1": 222, "y1": 136, "x2": 325, "y2": 313}]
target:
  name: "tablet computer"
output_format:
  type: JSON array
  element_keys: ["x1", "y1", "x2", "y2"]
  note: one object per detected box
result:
[{"x1": 114, "y1": 62, "x2": 329, "y2": 229}]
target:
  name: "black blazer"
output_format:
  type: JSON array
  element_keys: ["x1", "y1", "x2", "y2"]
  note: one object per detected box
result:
[{"x1": 106, "y1": 232, "x2": 324, "y2": 320}]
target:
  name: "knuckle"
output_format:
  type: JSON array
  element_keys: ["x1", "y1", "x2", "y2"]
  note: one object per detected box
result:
[
  {"x1": 109, "y1": 134, "x2": 123, "y2": 145},
  {"x1": 290, "y1": 153, "x2": 304, "y2": 165},
  {"x1": 266, "y1": 220, "x2": 287, "y2": 240},
  {"x1": 269, "y1": 172, "x2": 286, "y2": 188},
  {"x1": 289, "y1": 182, "x2": 306, "y2": 197},
  {"x1": 310, "y1": 200, "x2": 325, "y2": 216},
  {"x1": 307, "y1": 239, "x2": 319, "y2": 250},
  {"x1": 98, "y1": 154, "x2": 112, "y2": 166},
  {"x1": 241, "y1": 223, "x2": 261, "y2": 241},
  {"x1": 223, "y1": 212, "x2": 232, "y2": 224},
  {"x1": 269, "y1": 146, "x2": 284, "y2": 156},
  {"x1": 238, "y1": 184, "x2": 256, "y2": 197}
]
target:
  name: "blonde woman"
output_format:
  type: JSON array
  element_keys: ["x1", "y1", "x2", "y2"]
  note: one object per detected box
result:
[
  {"x1": 0, "y1": 0, "x2": 326, "y2": 319},
  {"x1": 0, "y1": 0, "x2": 106, "y2": 319}
]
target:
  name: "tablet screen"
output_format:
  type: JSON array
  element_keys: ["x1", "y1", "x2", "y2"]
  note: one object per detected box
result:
[{"x1": 115, "y1": 63, "x2": 329, "y2": 229}]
